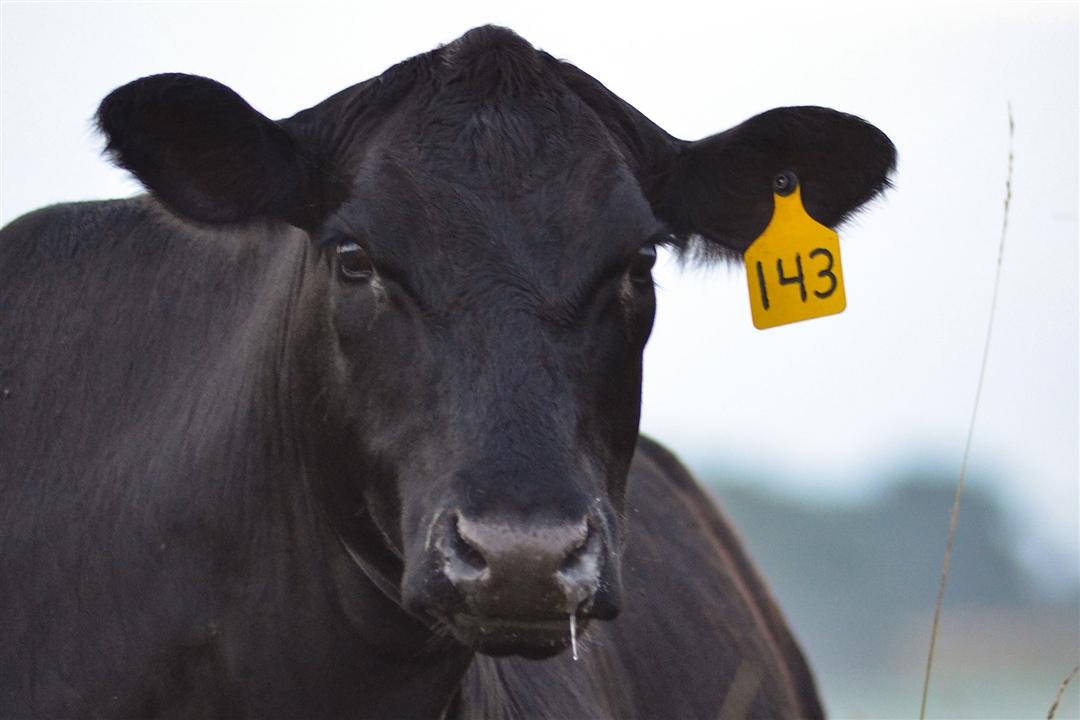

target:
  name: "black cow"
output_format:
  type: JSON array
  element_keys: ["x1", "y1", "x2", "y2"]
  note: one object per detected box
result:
[{"x1": 0, "y1": 26, "x2": 894, "y2": 719}]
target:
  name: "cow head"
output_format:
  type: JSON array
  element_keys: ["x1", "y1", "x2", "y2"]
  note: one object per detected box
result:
[{"x1": 96, "y1": 26, "x2": 895, "y2": 659}]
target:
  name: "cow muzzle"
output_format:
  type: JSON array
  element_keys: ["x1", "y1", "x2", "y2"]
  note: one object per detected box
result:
[{"x1": 409, "y1": 509, "x2": 614, "y2": 658}]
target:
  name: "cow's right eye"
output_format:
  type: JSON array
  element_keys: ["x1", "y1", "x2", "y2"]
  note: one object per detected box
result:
[
  {"x1": 629, "y1": 244, "x2": 657, "y2": 283},
  {"x1": 336, "y1": 240, "x2": 375, "y2": 281}
]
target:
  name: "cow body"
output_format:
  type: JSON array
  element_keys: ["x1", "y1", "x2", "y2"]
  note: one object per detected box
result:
[
  {"x1": 1, "y1": 26, "x2": 894, "y2": 718},
  {"x1": 0, "y1": 199, "x2": 816, "y2": 718}
]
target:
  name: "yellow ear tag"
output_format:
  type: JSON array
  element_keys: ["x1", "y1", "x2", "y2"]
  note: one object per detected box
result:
[{"x1": 744, "y1": 183, "x2": 846, "y2": 330}]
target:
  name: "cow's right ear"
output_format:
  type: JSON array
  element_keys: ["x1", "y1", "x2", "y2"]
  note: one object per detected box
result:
[{"x1": 97, "y1": 73, "x2": 344, "y2": 230}]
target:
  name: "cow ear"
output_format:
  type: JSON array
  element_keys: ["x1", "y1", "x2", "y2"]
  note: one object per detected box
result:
[
  {"x1": 651, "y1": 107, "x2": 896, "y2": 259},
  {"x1": 97, "y1": 73, "x2": 343, "y2": 229},
  {"x1": 557, "y1": 61, "x2": 895, "y2": 261}
]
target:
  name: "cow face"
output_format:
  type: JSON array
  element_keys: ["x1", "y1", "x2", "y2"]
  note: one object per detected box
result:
[
  {"x1": 96, "y1": 26, "x2": 895, "y2": 659},
  {"x1": 311, "y1": 126, "x2": 659, "y2": 659}
]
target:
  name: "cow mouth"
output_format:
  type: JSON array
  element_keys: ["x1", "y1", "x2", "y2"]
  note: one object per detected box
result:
[{"x1": 445, "y1": 613, "x2": 590, "y2": 659}]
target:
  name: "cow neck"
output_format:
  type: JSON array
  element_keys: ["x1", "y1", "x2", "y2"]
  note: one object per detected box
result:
[
  {"x1": 323, "y1": 521, "x2": 474, "y2": 718},
  {"x1": 283, "y1": 242, "x2": 475, "y2": 714}
]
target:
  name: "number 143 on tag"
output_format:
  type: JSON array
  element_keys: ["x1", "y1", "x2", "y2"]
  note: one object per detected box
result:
[{"x1": 744, "y1": 186, "x2": 847, "y2": 330}]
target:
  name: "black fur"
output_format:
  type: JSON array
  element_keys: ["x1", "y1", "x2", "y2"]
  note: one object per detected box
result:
[
  {"x1": 97, "y1": 74, "x2": 346, "y2": 229},
  {"x1": 557, "y1": 63, "x2": 896, "y2": 258},
  {"x1": 1, "y1": 25, "x2": 893, "y2": 719}
]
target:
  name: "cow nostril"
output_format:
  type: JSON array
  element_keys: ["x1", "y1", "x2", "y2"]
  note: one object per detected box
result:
[
  {"x1": 441, "y1": 513, "x2": 488, "y2": 579},
  {"x1": 558, "y1": 534, "x2": 587, "y2": 574},
  {"x1": 435, "y1": 511, "x2": 603, "y2": 610},
  {"x1": 557, "y1": 521, "x2": 601, "y2": 583}
]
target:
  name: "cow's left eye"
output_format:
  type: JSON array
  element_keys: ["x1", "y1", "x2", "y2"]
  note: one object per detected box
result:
[
  {"x1": 336, "y1": 240, "x2": 375, "y2": 281},
  {"x1": 629, "y1": 245, "x2": 657, "y2": 282}
]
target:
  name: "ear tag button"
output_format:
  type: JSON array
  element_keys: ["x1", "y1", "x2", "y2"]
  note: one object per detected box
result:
[{"x1": 743, "y1": 182, "x2": 846, "y2": 330}]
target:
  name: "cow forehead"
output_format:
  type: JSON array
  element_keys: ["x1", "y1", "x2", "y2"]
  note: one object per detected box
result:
[
  {"x1": 404, "y1": 32, "x2": 621, "y2": 192},
  {"x1": 418, "y1": 74, "x2": 605, "y2": 180},
  {"x1": 332, "y1": 86, "x2": 653, "y2": 273},
  {"x1": 318, "y1": 27, "x2": 660, "y2": 300},
  {"x1": 337, "y1": 150, "x2": 656, "y2": 285}
]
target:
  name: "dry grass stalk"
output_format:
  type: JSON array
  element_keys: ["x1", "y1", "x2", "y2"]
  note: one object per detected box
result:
[
  {"x1": 1047, "y1": 663, "x2": 1079, "y2": 720},
  {"x1": 918, "y1": 104, "x2": 1014, "y2": 720}
]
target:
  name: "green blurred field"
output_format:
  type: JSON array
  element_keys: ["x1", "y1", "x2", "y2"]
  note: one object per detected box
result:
[{"x1": 708, "y1": 474, "x2": 1079, "y2": 719}]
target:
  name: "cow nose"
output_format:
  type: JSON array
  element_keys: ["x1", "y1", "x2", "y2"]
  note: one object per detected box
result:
[{"x1": 433, "y1": 511, "x2": 602, "y2": 615}]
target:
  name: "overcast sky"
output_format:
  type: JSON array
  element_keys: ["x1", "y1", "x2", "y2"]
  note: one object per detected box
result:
[{"x1": 1, "y1": 1, "x2": 1076, "y2": 586}]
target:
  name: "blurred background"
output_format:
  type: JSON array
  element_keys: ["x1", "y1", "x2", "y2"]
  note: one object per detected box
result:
[{"x1": 2, "y1": 2, "x2": 1076, "y2": 717}]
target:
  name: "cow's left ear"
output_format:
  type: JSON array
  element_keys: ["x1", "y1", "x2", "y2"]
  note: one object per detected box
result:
[
  {"x1": 556, "y1": 61, "x2": 895, "y2": 259},
  {"x1": 650, "y1": 106, "x2": 896, "y2": 257},
  {"x1": 97, "y1": 73, "x2": 343, "y2": 229}
]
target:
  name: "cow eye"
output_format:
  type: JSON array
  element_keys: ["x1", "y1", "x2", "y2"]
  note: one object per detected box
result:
[
  {"x1": 629, "y1": 244, "x2": 657, "y2": 282},
  {"x1": 336, "y1": 240, "x2": 374, "y2": 281}
]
